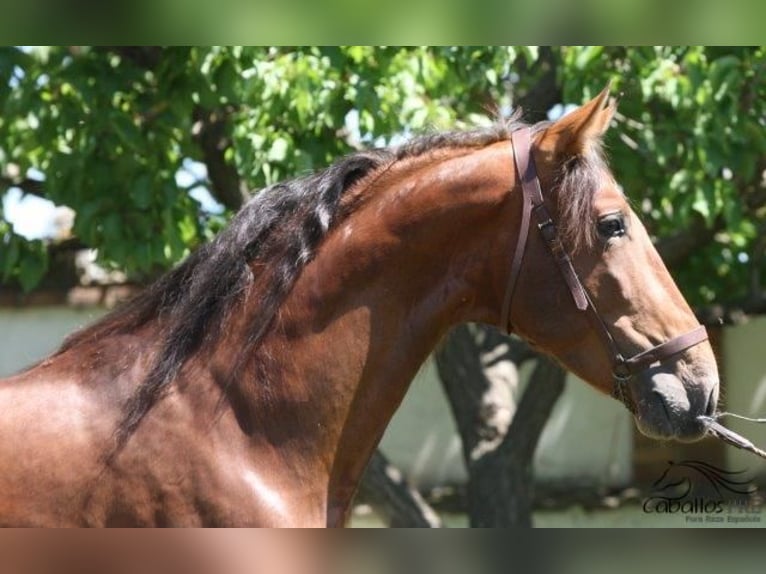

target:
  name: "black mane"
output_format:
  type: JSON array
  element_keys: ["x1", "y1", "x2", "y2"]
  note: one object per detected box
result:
[{"x1": 55, "y1": 116, "x2": 602, "y2": 449}]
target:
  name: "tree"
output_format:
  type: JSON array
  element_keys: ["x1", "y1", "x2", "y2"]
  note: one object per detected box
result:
[
  {"x1": 0, "y1": 46, "x2": 532, "y2": 287},
  {"x1": 4, "y1": 46, "x2": 763, "y2": 305},
  {"x1": 557, "y1": 46, "x2": 766, "y2": 310},
  {"x1": 1, "y1": 46, "x2": 764, "y2": 527},
  {"x1": 435, "y1": 325, "x2": 567, "y2": 527}
]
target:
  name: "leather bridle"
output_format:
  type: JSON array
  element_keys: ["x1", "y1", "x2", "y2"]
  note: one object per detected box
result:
[{"x1": 500, "y1": 128, "x2": 709, "y2": 412}]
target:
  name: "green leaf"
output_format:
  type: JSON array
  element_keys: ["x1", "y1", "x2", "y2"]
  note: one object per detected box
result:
[
  {"x1": 17, "y1": 247, "x2": 47, "y2": 292},
  {"x1": 691, "y1": 189, "x2": 711, "y2": 222},
  {"x1": 267, "y1": 137, "x2": 288, "y2": 162},
  {"x1": 574, "y1": 46, "x2": 604, "y2": 70},
  {"x1": 2, "y1": 236, "x2": 20, "y2": 281},
  {"x1": 132, "y1": 173, "x2": 153, "y2": 210}
]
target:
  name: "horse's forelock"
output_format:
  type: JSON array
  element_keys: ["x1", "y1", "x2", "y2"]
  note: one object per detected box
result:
[{"x1": 554, "y1": 146, "x2": 609, "y2": 252}]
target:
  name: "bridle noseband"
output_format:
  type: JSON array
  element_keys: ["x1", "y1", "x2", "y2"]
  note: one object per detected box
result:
[{"x1": 500, "y1": 128, "x2": 709, "y2": 411}]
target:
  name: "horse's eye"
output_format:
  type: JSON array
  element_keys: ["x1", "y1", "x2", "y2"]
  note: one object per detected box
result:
[{"x1": 597, "y1": 214, "x2": 627, "y2": 239}]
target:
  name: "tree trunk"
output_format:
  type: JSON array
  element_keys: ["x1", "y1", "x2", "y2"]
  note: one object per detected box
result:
[
  {"x1": 435, "y1": 323, "x2": 566, "y2": 527},
  {"x1": 357, "y1": 449, "x2": 443, "y2": 527}
]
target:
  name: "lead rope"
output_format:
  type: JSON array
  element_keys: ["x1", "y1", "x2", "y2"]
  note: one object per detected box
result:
[{"x1": 699, "y1": 412, "x2": 766, "y2": 460}]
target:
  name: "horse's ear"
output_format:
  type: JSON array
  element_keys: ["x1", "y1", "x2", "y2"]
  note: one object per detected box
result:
[{"x1": 536, "y1": 84, "x2": 616, "y2": 158}]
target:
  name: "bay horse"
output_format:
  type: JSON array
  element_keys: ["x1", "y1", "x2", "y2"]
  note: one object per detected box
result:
[{"x1": 0, "y1": 86, "x2": 719, "y2": 526}]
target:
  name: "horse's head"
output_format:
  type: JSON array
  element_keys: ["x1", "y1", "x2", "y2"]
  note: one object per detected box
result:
[{"x1": 508, "y1": 86, "x2": 719, "y2": 442}]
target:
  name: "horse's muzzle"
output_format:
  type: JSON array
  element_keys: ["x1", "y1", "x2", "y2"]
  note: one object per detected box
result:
[{"x1": 632, "y1": 371, "x2": 719, "y2": 442}]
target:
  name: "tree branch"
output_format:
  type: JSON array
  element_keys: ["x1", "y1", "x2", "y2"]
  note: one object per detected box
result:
[
  {"x1": 192, "y1": 106, "x2": 250, "y2": 212},
  {"x1": 516, "y1": 46, "x2": 562, "y2": 123},
  {"x1": 357, "y1": 449, "x2": 443, "y2": 527},
  {"x1": 655, "y1": 215, "x2": 720, "y2": 268},
  {"x1": 656, "y1": 165, "x2": 766, "y2": 269},
  {"x1": 0, "y1": 176, "x2": 47, "y2": 199},
  {"x1": 96, "y1": 46, "x2": 164, "y2": 69},
  {"x1": 498, "y1": 355, "x2": 567, "y2": 462}
]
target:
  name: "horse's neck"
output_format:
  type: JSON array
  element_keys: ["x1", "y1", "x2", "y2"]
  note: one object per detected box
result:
[{"x1": 226, "y1": 141, "x2": 518, "y2": 512}]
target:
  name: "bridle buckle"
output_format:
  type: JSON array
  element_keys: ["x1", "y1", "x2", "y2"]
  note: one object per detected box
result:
[{"x1": 536, "y1": 218, "x2": 554, "y2": 232}]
